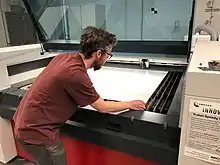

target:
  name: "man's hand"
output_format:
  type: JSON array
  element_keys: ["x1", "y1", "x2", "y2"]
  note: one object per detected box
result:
[
  {"x1": 128, "y1": 100, "x2": 146, "y2": 110},
  {"x1": 91, "y1": 97, "x2": 146, "y2": 113}
]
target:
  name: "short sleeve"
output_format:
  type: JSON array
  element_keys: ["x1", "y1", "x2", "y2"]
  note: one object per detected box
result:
[{"x1": 65, "y1": 69, "x2": 100, "y2": 107}]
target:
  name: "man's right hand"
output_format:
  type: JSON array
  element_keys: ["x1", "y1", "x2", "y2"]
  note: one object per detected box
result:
[
  {"x1": 128, "y1": 100, "x2": 146, "y2": 110},
  {"x1": 91, "y1": 97, "x2": 146, "y2": 113}
]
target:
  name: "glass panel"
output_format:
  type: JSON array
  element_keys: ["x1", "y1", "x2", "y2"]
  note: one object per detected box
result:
[{"x1": 26, "y1": 0, "x2": 193, "y2": 41}]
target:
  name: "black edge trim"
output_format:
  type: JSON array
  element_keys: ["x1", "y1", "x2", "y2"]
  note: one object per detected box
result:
[
  {"x1": 187, "y1": 0, "x2": 196, "y2": 62},
  {"x1": 0, "y1": 86, "x2": 180, "y2": 128},
  {"x1": 7, "y1": 57, "x2": 54, "y2": 76},
  {"x1": 43, "y1": 40, "x2": 188, "y2": 55}
]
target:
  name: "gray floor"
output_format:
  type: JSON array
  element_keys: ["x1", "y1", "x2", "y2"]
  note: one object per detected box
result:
[{"x1": 0, "y1": 157, "x2": 31, "y2": 165}]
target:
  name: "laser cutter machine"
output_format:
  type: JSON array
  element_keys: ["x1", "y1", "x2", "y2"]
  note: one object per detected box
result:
[{"x1": 0, "y1": 0, "x2": 196, "y2": 165}]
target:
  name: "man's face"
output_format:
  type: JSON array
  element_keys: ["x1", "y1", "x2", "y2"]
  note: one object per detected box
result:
[{"x1": 93, "y1": 47, "x2": 113, "y2": 71}]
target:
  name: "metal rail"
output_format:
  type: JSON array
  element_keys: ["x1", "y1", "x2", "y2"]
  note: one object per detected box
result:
[{"x1": 147, "y1": 71, "x2": 183, "y2": 114}]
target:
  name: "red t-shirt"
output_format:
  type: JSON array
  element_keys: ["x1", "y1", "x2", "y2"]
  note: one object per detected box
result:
[{"x1": 13, "y1": 53, "x2": 100, "y2": 145}]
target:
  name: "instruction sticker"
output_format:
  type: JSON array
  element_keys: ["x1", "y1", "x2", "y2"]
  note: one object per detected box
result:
[{"x1": 184, "y1": 99, "x2": 220, "y2": 164}]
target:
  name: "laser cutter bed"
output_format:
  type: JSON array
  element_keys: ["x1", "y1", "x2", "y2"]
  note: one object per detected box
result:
[
  {"x1": 0, "y1": 0, "x2": 196, "y2": 165},
  {"x1": 18, "y1": 66, "x2": 172, "y2": 115}
]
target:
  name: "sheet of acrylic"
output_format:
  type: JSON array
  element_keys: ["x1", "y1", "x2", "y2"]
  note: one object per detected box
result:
[{"x1": 83, "y1": 66, "x2": 168, "y2": 114}]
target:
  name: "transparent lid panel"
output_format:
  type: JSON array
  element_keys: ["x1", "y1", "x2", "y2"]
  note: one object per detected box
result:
[{"x1": 27, "y1": 0, "x2": 193, "y2": 41}]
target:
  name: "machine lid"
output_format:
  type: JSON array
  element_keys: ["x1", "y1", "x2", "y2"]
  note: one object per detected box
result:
[{"x1": 22, "y1": 0, "x2": 195, "y2": 57}]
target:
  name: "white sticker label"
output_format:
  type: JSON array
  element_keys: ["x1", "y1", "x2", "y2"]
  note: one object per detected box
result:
[{"x1": 184, "y1": 99, "x2": 220, "y2": 164}]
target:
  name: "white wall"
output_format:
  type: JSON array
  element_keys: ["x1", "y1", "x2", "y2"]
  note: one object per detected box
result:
[{"x1": 194, "y1": 0, "x2": 220, "y2": 34}]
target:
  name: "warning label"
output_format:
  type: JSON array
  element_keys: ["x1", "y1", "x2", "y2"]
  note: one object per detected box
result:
[{"x1": 184, "y1": 99, "x2": 220, "y2": 164}]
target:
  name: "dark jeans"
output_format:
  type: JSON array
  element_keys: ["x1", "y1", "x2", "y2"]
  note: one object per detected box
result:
[{"x1": 15, "y1": 137, "x2": 67, "y2": 165}]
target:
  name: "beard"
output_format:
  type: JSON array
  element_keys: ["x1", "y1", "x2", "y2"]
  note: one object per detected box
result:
[{"x1": 93, "y1": 60, "x2": 102, "y2": 71}]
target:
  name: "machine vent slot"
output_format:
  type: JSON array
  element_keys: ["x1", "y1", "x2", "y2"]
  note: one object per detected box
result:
[
  {"x1": 106, "y1": 122, "x2": 122, "y2": 132},
  {"x1": 146, "y1": 71, "x2": 182, "y2": 114}
]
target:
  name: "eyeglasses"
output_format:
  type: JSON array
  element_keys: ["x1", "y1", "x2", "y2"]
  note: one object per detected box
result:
[
  {"x1": 98, "y1": 49, "x2": 113, "y2": 59},
  {"x1": 105, "y1": 52, "x2": 113, "y2": 59}
]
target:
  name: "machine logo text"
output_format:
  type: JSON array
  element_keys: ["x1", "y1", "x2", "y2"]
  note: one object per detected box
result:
[
  {"x1": 202, "y1": 108, "x2": 220, "y2": 116},
  {"x1": 193, "y1": 101, "x2": 212, "y2": 108}
]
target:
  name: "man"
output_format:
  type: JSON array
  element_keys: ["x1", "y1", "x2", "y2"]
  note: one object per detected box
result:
[{"x1": 13, "y1": 26, "x2": 146, "y2": 165}]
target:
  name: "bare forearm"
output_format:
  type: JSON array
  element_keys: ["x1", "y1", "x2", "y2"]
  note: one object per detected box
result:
[
  {"x1": 91, "y1": 97, "x2": 131, "y2": 113},
  {"x1": 91, "y1": 97, "x2": 145, "y2": 113},
  {"x1": 100, "y1": 101, "x2": 131, "y2": 113}
]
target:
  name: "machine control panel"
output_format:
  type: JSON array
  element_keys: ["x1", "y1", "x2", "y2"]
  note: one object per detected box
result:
[{"x1": 198, "y1": 60, "x2": 220, "y2": 71}]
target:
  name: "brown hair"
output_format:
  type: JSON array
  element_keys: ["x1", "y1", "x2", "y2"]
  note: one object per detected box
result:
[{"x1": 79, "y1": 26, "x2": 117, "y2": 58}]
